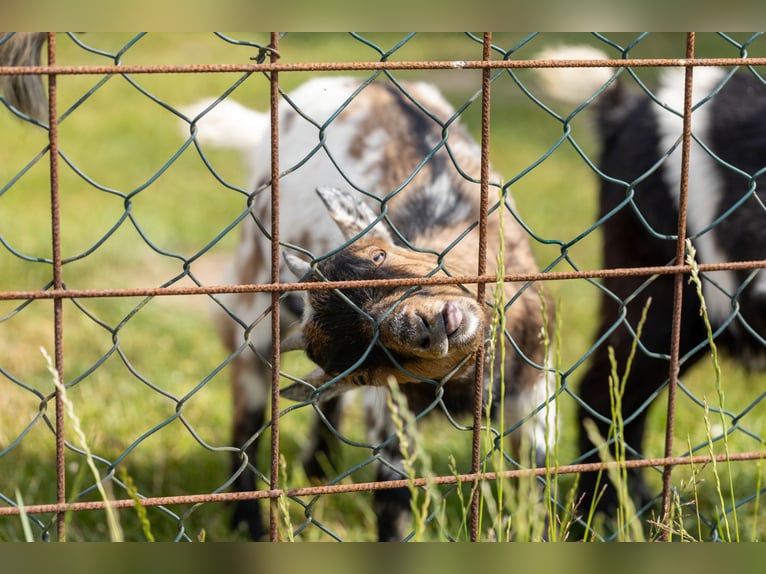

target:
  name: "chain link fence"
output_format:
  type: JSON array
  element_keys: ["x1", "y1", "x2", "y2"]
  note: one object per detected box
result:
[{"x1": 1, "y1": 32, "x2": 765, "y2": 542}]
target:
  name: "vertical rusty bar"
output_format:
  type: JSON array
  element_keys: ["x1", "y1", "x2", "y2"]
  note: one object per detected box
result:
[
  {"x1": 469, "y1": 32, "x2": 492, "y2": 542},
  {"x1": 46, "y1": 32, "x2": 66, "y2": 542},
  {"x1": 268, "y1": 32, "x2": 282, "y2": 543},
  {"x1": 659, "y1": 32, "x2": 695, "y2": 539}
]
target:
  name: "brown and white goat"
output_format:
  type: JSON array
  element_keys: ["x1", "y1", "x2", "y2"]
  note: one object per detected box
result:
[
  {"x1": 182, "y1": 76, "x2": 555, "y2": 540},
  {"x1": 0, "y1": 32, "x2": 47, "y2": 121},
  {"x1": 535, "y1": 45, "x2": 766, "y2": 520}
]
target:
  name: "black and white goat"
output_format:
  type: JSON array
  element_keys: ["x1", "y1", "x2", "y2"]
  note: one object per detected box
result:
[
  {"x1": 0, "y1": 32, "x2": 47, "y2": 121},
  {"x1": 182, "y1": 76, "x2": 555, "y2": 540},
  {"x1": 535, "y1": 46, "x2": 766, "y2": 515}
]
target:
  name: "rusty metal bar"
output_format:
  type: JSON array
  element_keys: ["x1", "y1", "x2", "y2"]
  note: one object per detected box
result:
[
  {"x1": 2, "y1": 261, "x2": 765, "y2": 303},
  {"x1": 268, "y1": 32, "x2": 282, "y2": 543},
  {"x1": 469, "y1": 32, "x2": 493, "y2": 542},
  {"x1": 3, "y1": 56, "x2": 766, "y2": 77},
  {"x1": 659, "y1": 32, "x2": 696, "y2": 540},
  {"x1": 3, "y1": 33, "x2": 766, "y2": 541},
  {"x1": 3, "y1": 450, "x2": 764, "y2": 519},
  {"x1": 44, "y1": 32, "x2": 67, "y2": 543}
]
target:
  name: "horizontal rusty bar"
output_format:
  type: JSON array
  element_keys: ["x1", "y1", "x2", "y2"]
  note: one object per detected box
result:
[
  {"x1": 1, "y1": 57, "x2": 766, "y2": 77},
  {"x1": 1, "y1": 260, "x2": 764, "y2": 302},
  {"x1": 2, "y1": 450, "x2": 763, "y2": 518}
]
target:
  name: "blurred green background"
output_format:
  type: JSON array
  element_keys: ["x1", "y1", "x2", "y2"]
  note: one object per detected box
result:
[{"x1": 1, "y1": 32, "x2": 765, "y2": 541}]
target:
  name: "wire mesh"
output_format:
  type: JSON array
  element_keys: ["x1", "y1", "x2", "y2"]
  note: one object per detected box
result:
[{"x1": 1, "y1": 32, "x2": 766, "y2": 542}]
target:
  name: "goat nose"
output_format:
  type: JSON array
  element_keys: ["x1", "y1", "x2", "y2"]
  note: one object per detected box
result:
[
  {"x1": 413, "y1": 311, "x2": 448, "y2": 355},
  {"x1": 442, "y1": 302, "x2": 463, "y2": 336},
  {"x1": 414, "y1": 312, "x2": 432, "y2": 346}
]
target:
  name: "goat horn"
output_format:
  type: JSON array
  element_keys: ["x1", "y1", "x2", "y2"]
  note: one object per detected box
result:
[
  {"x1": 280, "y1": 332, "x2": 307, "y2": 353},
  {"x1": 283, "y1": 251, "x2": 312, "y2": 279},
  {"x1": 280, "y1": 382, "x2": 316, "y2": 402},
  {"x1": 315, "y1": 186, "x2": 394, "y2": 243}
]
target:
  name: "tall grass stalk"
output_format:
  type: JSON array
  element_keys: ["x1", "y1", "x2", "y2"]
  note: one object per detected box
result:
[
  {"x1": 386, "y1": 378, "x2": 445, "y2": 541},
  {"x1": 447, "y1": 454, "x2": 472, "y2": 540},
  {"x1": 611, "y1": 299, "x2": 650, "y2": 541},
  {"x1": 685, "y1": 240, "x2": 739, "y2": 541},
  {"x1": 582, "y1": 420, "x2": 644, "y2": 541},
  {"x1": 702, "y1": 399, "x2": 733, "y2": 540},
  {"x1": 687, "y1": 436, "x2": 704, "y2": 542},
  {"x1": 15, "y1": 489, "x2": 34, "y2": 542},
  {"x1": 481, "y1": 185, "x2": 508, "y2": 540},
  {"x1": 119, "y1": 467, "x2": 155, "y2": 542},
  {"x1": 277, "y1": 454, "x2": 295, "y2": 542},
  {"x1": 41, "y1": 347, "x2": 124, "y2": 542},
  {"x1": 753, "y1": 419, "x2": 766, "y2": 541},
  {"x1": 478, "y1": 185, "x2": 569, "y2": 541},
  {"x1": 540, "y1": 290, "x2": 565, "y2": 540},
  {"x1": 654, "y1": 434, "x2": 705, "y2": 542},
  {"x1": 583, "y1": 298, "x2": 652, "y2": 542},
  {"x1": 666, "y1": 480, "x2": 698, "y2": 541}
]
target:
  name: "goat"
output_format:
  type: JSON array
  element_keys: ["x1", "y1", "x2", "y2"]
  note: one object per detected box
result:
[
  {"x1": 534, "y1": 45, "x2": 766, "y2": 518},
  {"x1": 182, "y1": 76, "x2": 555, "y2": 540},
  {"x1": 0, "y1": 32, "x2": 47, "y2": 121}
]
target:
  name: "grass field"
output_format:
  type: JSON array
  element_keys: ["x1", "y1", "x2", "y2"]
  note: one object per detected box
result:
[{"x1": 1, "y1": 32, "x2": 765, "y2": 542}]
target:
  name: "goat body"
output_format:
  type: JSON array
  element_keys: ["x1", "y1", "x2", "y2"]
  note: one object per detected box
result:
[
  {"x1": 536, "y1": 46, "x2": 766, "y2": 515},
  {"x1": 185, "y1": 76, "x2": 553, "y2": 540}
]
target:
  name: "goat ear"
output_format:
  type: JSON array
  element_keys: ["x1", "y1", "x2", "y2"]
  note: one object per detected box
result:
[
  {"x1": 279, "y1": 367, "x2": 359, "y2": 403},
  {"x1": 280, "y1": 368, "x2": 368, "y2": 402},
  {"x1": 283, "y1": 251, "x2": 313, "y2": 279},
  {"x1": 316, "y1": 186, "x2": 394, "y2": 243},
  {"x1": 280, "y1": 332, "x2": 307, "y2": 353}
]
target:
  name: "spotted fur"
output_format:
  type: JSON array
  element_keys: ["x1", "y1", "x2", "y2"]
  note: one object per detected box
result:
[{"x1": 183, "y1": 76, "x2": 554, "y2": 540}]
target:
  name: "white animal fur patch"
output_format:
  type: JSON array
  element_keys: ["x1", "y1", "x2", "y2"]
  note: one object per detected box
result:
[
  {"x1": 504, "y1": 349, "x2": 557, "y2": 458},
  {"x1": 654, "y1": 67, "x2": 738, "y2": 326},
  {"x1": 533, "y1": 45, "x2": 616, "y2": 107},
  {"x1": 180, "y1": 97, "x2": 269, "y2": 150}
]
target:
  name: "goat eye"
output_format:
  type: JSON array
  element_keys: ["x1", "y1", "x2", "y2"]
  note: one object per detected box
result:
[{"x1": 371, "y1": 249, "x2": 386, "y2": 265}]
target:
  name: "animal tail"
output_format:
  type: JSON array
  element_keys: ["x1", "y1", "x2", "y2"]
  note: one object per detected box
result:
[
  {"x1": 533, "y1": 44, "x2": 730, "y2": 121},
  {"x1": 177, "y1": 97, "x2": 269, "y2": 151},
  {"x1": 0, "y1": 32, "x2": 48, "y2": 121},
  {"x1": 532, "y1": 44, "x2": 618, "y2": 107}
]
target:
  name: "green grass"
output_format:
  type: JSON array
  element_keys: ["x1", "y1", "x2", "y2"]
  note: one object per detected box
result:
[{"x1": 1, "y1": 32, "x2": 765, "y2": 542}]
